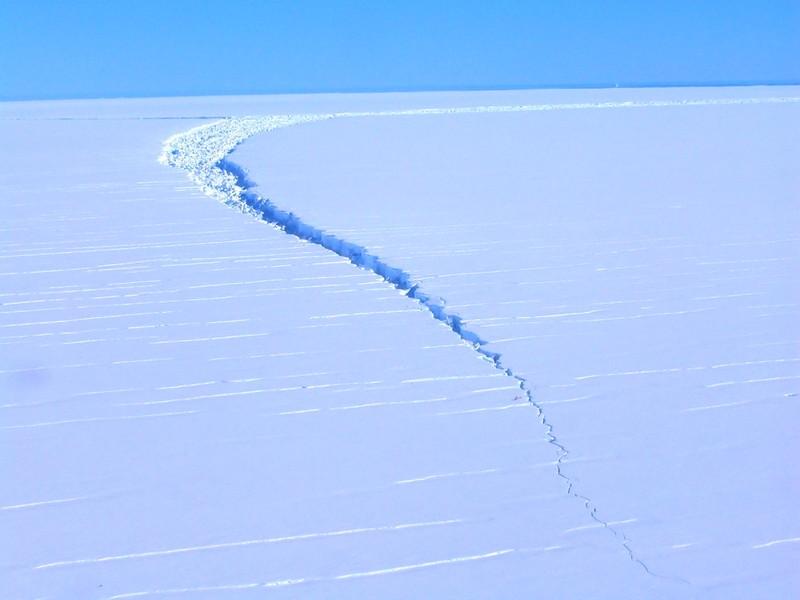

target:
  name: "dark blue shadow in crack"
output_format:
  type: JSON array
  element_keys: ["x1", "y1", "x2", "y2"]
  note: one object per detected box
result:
[{"x1": 224, "y1": 159, "x2": 493, "y2": 353}]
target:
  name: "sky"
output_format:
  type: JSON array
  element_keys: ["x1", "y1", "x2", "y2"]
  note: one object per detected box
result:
[{"x1": 1, "y1": 0, "x2": 798, "y2": 101}]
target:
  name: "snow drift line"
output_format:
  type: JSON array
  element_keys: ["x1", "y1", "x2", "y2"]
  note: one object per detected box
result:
[{"x1": 159, "y1": 96, "x2": 797, "y2": 580}]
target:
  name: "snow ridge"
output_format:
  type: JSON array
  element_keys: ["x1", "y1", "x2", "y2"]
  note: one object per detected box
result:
[{"x1": 159, "y1": 97, "x2": 796, "y2": 580}]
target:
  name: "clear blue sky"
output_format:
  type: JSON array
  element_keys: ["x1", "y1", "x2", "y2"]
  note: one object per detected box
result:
[{"x1": 1, "y1": 1, "x2": 798, "y2": 101}]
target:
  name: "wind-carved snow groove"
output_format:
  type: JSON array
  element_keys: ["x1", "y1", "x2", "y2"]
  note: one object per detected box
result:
[{"x1": 157, "y1": 97, "x2": 796, "y2": 582}]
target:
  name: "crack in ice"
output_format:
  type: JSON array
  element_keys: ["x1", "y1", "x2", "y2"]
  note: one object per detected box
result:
[{"x1": 158, "y1": 97, "x2": 796, "y2": 581}]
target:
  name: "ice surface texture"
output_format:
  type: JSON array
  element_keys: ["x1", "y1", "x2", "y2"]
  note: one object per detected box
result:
[{"x1": 2, "y1": 88, "x2": 799, "y2": 599}]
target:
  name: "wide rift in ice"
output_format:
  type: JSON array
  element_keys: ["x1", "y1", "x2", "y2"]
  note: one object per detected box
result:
[{"x1": 159, "y1": 94, "x2": 800, "y2": 583}]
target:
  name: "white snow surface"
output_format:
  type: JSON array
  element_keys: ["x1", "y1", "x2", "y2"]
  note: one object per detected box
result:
[{"x1": 2, "y1": 86, "x2": 799, "y2": 599}]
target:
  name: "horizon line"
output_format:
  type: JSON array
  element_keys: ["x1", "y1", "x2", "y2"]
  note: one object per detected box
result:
[{"x1": 3, "y1": 79, "x2": 800, "y2": 104}]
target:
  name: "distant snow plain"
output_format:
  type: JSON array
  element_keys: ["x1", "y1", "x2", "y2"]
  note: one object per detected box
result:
[{"x1": 1, "y1": 86, "x2": 798, "y2": 599}]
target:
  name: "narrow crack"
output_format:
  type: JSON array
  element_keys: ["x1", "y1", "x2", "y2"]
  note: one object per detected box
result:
[{"x1": 158, "y1": 100, "x2": 786, "y2": 582}]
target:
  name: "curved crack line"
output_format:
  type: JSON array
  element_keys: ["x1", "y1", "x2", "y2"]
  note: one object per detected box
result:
[{"x1": 157, "y1": 101, "x2": 762, "y2": 583}]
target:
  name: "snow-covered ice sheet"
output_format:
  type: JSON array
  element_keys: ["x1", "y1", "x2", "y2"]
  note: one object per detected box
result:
[
  {"x1": 228, "y1": 87, "x2": 800, "y2": 596},
  {"x1": 2, "y1": 87, "x2": 798, "y2": 599}
]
